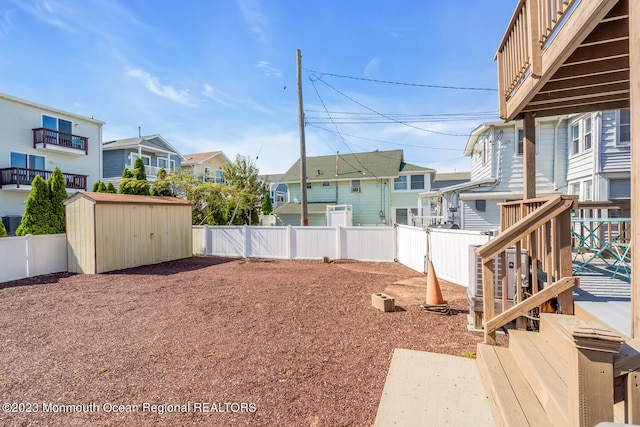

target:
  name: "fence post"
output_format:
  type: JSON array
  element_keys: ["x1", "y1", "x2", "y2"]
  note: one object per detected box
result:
[
  {"x1": 204, "y1": 226, "x2": 212, "y2": 256},
  {"x1": 336, "y1": 226, "x2": 342, "y2": 260},
  {"x1": 287, "y1": 225, "x2": 293, "y2": 259},
  {"x1": 243, "y1": 225, "x2": 249, "y2": 258},
  {"x1": 25, "y1": 234, "x2": 33, "y2": 277}
]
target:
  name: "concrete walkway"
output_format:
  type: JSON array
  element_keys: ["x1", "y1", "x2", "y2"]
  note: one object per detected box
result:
[{"x1": 374, "y1": 348, "x2": 496, "y2": 427}]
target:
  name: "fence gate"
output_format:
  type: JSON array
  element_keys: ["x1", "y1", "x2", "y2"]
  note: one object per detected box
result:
[{"x1": 395, "y1": 224, "x2": 428, "y2": 274}]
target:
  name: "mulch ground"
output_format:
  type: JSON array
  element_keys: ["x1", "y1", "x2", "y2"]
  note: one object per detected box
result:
[{"x1": 0, "y1": 256, "x2": 506, "y2": 426}]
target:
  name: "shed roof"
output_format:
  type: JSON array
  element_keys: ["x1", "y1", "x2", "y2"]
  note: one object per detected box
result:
[{"x1": 63, "y1": 192, "x2": 192, "y2": 206}]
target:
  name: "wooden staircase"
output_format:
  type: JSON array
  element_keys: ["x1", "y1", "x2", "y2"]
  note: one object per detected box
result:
[{"x1": 477, "y1": 314, "x2": 624, "y2": 427}]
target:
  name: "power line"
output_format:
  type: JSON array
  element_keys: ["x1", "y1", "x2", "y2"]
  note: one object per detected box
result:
[
  {"x1": 309, "y1": 73, "x2": 473, "y2": 137},
  {"x1": 307, "y1": 69, "x2": 498, "y2": 91},
  {"x1": 307, "y1": 123, "x2": 463, "y2": 151}
]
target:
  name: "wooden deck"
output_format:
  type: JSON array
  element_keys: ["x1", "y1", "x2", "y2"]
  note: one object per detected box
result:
[{"x1": 573, "y1": 261, "x2": 631, "y2": 338}]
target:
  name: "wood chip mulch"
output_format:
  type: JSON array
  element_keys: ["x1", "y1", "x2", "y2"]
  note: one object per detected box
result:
[{"x1": 0, "y1": 256, "x2": 507, "y2": 426}]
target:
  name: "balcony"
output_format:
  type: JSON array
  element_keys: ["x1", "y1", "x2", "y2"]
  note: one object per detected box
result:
[
  {"x1": 33, "y1": 128, "x2": 89, "y2": 155},
  {"x1": 0, "y1": 167, "x2": 87, "y2": 191},
  {"x1": 496, "y1": 0, "x2": 629, "y2": 121}
]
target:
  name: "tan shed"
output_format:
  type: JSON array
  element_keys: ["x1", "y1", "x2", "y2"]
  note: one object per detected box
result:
[{"x1": 64, "y1": 192, "x2": 193, "y2": 274}]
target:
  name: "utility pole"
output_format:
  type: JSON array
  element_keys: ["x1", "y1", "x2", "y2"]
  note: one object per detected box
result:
[{"x1": 297, "y1": 49, "x2": 308, "y2": 226}]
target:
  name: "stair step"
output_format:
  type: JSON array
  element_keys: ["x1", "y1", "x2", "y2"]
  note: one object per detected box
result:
[
  {"x1": 509, "y1": 330, "x2": 569, "y2": 426},
  {"x1": 477, "y1": 343, "x2": 552, "y2": 427}
]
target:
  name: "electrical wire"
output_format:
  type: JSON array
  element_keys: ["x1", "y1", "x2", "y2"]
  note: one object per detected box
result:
[
  {"x1": 309, "y1": 73, "x2": 474, "y2": 137},
  {"x1": 306, "y1": 69, "x2": 498, "y2": 92}
]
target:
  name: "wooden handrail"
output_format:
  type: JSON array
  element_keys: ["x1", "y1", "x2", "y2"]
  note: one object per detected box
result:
[
  {"x1": 476, "y1": 195, "x2": 577, "y2": 260},
  {"x1": 478, "y1": 194, "x2": 578, "y2": 345},
  {"x1": 485, "y1": 277, "x2": 579, "y2": 333}
]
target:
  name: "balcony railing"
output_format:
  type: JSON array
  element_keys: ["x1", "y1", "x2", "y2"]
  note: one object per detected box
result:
[
  {"x1": 0, "y1": 167, "x2": 87, "y2": 190},
  {"x1": 475, "y1": 195, "x2": 579, "y2": 344},
  {"x1": 33, "y1": 128, "x2": 89, "y2": 154}
]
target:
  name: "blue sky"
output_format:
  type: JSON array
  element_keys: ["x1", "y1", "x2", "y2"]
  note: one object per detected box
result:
[{"x1": 0, "y1": 0, "x2": 518, "y2": 176}]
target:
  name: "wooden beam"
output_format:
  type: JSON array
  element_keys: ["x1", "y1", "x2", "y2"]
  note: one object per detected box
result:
[
  {"x1": 629, "y1": 0, "x2": 640, "y2": 338},
  {"x1": 523, "y1": 112, "x2": 536, "y2": 199},
  {"x1": 485, "y1": 277, "x2": 578, "y2": 334},
  {"x1": 483, "y1": 259, "x2": 496, "y2": 345}
]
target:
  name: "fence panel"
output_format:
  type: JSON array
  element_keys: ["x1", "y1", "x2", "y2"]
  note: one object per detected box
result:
[
  {"x1": 395, "y1": 225, "x2": 428, "y2": 273},
  {"x1": 0, "y1": 234, "x2": 67, "y2": 283},
  {"x1": 291, "y1": 227, "x2": 338, "y2": 260},
  {"x1": 341, "y1": 227, "x2": 395, "y2": 262},
  {"x1": 429, "y1": 228, "x2": 491, "y2": 287},
  {"x1": 247, "y1": 227, "x2": 289, "y2": 259},
  {"x1": 209, "y1": 226, "x2": 246, "y2": 257},
  {"x1": 0, "y1": 236, "x2": 28, "y2": 282},
  {"x1": 29, "y1": 234, "x2": 67, "y2": 277}
]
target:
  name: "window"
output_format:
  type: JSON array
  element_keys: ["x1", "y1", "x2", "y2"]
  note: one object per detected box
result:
[
  {"x1": 394, "y1": 175, "x2": 407, "y2": 190},
  {"x1": 215, "y1": 170, "x2": 224, "y2": 183},
  {"x1": 609, "y1": 178, "x2": 630, "y2": 200},
  {"x1": 570, "y1": 182, "x2": 580, "y2": 196},
  {"x1": 516, "y1": 128, "x2": 524, "y2": 155},
  {"x1": 571, "y1": 123, "x2": 580, "y2": 155},
  {"x1": 584, "y1": 180, "x2": 593, "y2": 201},
  {"x1": 11, "y1": 152, "x2": 45, "y2": 170},
  {"x1": 618, "y1": 109, "x2": 630, "y2": 146},
  {"x1": 203, "y1": 166, "x2": 211, "y2": 175},
  {"x1": 351, "y1": 180, "x2": 361, "y2": 192},
  {"x1": 130, "y1": 153, "x2": 151, "y2": 166},
  {"x1": 583, "y1": 116, "x2": 592, "y2": 151},
  {"x1": 322, "y1": 181, "x2": 330, "y2": 187},
  {"x1": 395, "y1": 208, "x2": 418, "y2": 226},
  {"x1": 476, "y1": 200, "x2": 487, "y2": 212},
  {"x1": 410, "y1": 174, "x2": 424, "y2": 190},
  {"x1": 158, "y1": 158, "x2": 175, "y2": 171}
]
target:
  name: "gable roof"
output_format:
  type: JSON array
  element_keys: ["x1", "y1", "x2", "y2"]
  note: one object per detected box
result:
[
  {"x1": 63, "y1": 192, "x2": 192, "y2": 206},
  {"x1": 102, "y1": 135, "x2": 185, "y2": 159},
  {"x1": 182, "y1": 151, "x2": 231, "y2": 166},
  {"x1": 279, "y1": 149, "x2": 435, "y2": 183}
]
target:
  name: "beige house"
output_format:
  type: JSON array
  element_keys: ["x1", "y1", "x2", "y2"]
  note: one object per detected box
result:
[{"x1": 181, "y1": 151, "x2": 231, "y2": 182}]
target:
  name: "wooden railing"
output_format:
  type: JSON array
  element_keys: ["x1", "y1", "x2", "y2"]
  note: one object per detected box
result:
[
  {"x1": 476, "y1": 195, "x2": 579, "y2": 344},
  {"x1": 496, "y1": 0, "x2": 576, "y2": 111},
  {"x1": 33, "y1": 128, "x2": 89, "y2": 154},
  {"x1": 0, "y1": 167, "x2": 87, "y2": 190}
]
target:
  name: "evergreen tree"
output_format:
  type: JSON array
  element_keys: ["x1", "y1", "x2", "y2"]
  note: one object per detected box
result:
[
  {"x1": 133, "y1": 157, "x2": 147, "y2": 181},
  {"x1": 0, "y1": 220, "x2": 6, "y2": 238},
  {"x1": 261, "y1": 192, "x2": 273, "y2": 215},
  {"x1": 92, "y1": 181, "x2": 101, "y2": 192},
  {"x1": 151, "y1": 168, "x2": 173, "y2": 196},
  {"x1": 119, "y1": 168, "x2": 134, "y2": 194},
  {"x1": 16, "y1": 175, "x2": 53, "y2": 236},
  {"x1": 106, "y1": 182, "x2": 117, "y2": 193},
  {"x1": 48, "y1": 167, "x2": 67, "y2": 233},
  {"x1": 96, "y1": 181, "x2": 107, "y2": 192}
]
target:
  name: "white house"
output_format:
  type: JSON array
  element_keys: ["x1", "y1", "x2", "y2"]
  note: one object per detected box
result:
[
  {"x1": 566, "y1": 109, "x2": 631, "y2": 203},
  {"x1": 0, "y1": 93, "x2": 105, "y2": 234},
  {"x1": 424, "y1": 116, "x2": 569, "y2": 231}
]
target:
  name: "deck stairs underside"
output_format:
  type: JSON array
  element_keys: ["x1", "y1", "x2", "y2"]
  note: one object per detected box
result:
[{"x1": 476, "y1": 313, "x2": 640, "y2": 426}]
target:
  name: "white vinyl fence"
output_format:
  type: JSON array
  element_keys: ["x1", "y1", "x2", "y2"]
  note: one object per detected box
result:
[
  {"x1": 0, "y1": 234, "x2": 68, "y2": 283},
  {"x1": 193, "y1": 225, "x2": 395, "y2": 262},
  {"x1": 395, "y1": 225, "x2": 492, "y2": 287}
]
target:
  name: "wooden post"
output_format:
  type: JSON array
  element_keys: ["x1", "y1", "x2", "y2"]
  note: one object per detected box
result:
[
  {"x1": 557, "y1": 207, "x2": 574, "y2": 315},
  {"x1": 525, "y1": 0, "x2": 542, "y2": 78},
  {"x1": 523, "y1": 112, "x2": 536, "y2": 200},
  {"x1": 483, "y1": 259, "x2": 496, "y2": 345},
  {"x1": 630, "y1": 0, "x2": 640, "y2": 338},
  {"x1": 296, "y1": 49, "x2": 309, "y2": 226}
]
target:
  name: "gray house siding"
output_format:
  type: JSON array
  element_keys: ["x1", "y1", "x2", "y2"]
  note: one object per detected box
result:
[
  {"x1": 103, "y1": 149, "x2": 129, "y2": 179},
  {"x1": 600, "y1": 110, "x2": 631, "y2": 173},
  {"x1": 461, "y1": 199, "x2": 501, "y2": 232}
]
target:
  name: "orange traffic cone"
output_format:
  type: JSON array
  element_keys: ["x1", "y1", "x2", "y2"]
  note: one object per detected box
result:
[{"x1": 421, "y1": 261, "x2": 450, "y2": 315}]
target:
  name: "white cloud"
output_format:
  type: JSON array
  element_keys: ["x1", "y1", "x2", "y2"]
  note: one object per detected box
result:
[
  {"x1": 127, "y1": 68, "x2": 193, "y2": 106},
  {"x1": 256, "y1": 61, "x2": 282, "y2": 78},
  {"x1": 236, "y1": 0, "x2": 268, "y2": 44}
]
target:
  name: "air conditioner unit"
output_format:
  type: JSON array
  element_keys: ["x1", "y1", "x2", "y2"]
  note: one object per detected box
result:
[
  {"x1": 467, "y1": 245, "x2": 529, "y2": 330},
  {"x1": 351, "y1": 187, "x2": 361, "y2": 193},
  {"x1": 468, "y1": 245, "x2": 528, "y2": 301}
]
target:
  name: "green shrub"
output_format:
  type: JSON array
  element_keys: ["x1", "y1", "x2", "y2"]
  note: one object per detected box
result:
[
  {"x1": 16, "y1": 175, "x2": 53, "y2": 236},
  {"x1": 0, "y1": 221, "x2": 6, "y2": 237},
  {"x1": 48, "y1": 167, "x2": 67, "y2": 233},
  {"x1": 106, "y1": 182, "x2": 117, "y2": 193}
]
